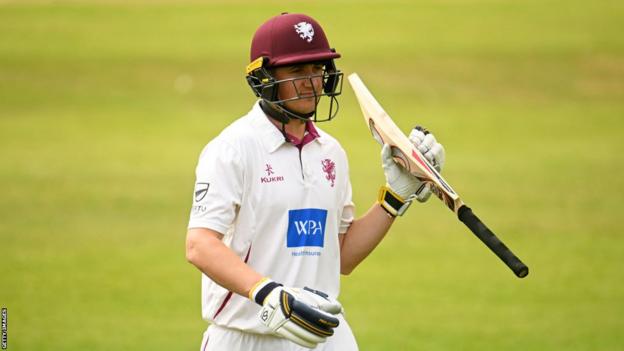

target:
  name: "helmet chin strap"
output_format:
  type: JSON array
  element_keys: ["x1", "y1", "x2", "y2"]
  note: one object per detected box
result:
[
  {"x1": 259, "y1": 100, "x2": 316, "y2": 142},
  {"x1": 260, "y1": 100, "x2": 315, "y2": 124}
]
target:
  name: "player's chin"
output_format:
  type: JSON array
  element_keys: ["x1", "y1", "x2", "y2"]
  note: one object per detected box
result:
[{"x1": 289, "y1": 99, "x2": 317, "y2": 115}]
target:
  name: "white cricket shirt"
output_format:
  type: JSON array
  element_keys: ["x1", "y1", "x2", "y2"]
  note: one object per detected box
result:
[{"x1": 188, "y1": 101, "x2": 355, "y2": 333}]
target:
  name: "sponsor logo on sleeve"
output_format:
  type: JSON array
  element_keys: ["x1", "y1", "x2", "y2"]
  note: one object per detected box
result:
[
  {"x1": 287, "y1": 208, "x2": 327, "y2": 248},
  {"x1": 194, "y1": 182, "x2": 210, "y2": 202}
]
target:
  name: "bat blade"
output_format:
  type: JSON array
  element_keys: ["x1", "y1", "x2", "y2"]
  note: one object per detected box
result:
[
  {"x1": 347, "y1": 73, "x2": 463, "y2": 213},
  {"x1": 348, "y1": 73, "x2": 529, "y2": 278}
]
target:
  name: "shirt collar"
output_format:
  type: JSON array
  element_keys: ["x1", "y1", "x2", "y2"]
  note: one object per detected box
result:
[
  {"x1": 250, "y1": 101, "x2": 323, "y2": 153},
  {"x1": 279, "y1": 117, "x2": 320, "y2": 150}
]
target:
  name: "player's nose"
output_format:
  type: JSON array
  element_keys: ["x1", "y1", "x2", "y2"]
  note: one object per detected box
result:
[{"x1": 300, "y1": 77, "x2": 321, "y2": 94}]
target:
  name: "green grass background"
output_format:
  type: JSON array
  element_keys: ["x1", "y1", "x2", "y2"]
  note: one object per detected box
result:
[{"x1": 1, "y1": 0, "x2": 623, "y2": 349}]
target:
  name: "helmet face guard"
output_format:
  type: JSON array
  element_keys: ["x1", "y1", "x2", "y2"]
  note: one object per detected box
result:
[{"x1": 246, "y1": 57, "x2": 343, "y2": 122}]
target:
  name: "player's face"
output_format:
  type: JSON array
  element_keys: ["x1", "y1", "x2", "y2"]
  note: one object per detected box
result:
[{"x1": 273, "y1": 63, "x2": 324, "y2": 115}]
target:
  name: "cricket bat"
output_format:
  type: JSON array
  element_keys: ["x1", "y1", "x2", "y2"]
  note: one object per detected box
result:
[{"x1": 348, "y1": 73, "x2": 529, "y2": 278}]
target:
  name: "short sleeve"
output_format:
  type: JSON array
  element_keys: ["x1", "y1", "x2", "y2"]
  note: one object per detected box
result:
[
  {"x1": 338, "y1": 182, "x2": 355, "y2": 234},
  {"x1": 188, "y1": 139, "x2": 244, "y2": 235},
  {"x1": 339, "y1": 163, "x2": 355, "y2": 234}
]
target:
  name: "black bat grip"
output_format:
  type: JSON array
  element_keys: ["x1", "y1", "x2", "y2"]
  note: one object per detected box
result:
[{"x1": 457, "y1": 205, "x2": 529, "y2": 278}]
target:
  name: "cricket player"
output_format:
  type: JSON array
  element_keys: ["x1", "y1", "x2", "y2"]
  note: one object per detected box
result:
[{"x1": 186, "y1": 13, "x2": 445, "y2": 351}]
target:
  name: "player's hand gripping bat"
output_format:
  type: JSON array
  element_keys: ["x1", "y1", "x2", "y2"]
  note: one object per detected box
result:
[{"x1": 348, "y1": 73, "x2": 529, "y2": 278}]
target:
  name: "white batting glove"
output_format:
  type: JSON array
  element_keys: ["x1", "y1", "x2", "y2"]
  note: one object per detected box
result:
[
  {"x1": 381, "y1": 143, "x2": 421, "y2": 200},
  {"x1": 408, "y1": 126, "x2": 445, "y2": 172},
  {"x1": 250, "y1": 278, "x2": 342, "y2": 349},
  {"x1": 379, "y1": 143, "x2": 424, "y2": 216},
  {"x1": 408, "y1": 126, "x2": 446, "y2": 203}
]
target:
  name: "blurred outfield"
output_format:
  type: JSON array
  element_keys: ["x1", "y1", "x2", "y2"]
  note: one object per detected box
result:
[{"x1": 1, "y1": 0, "x2": 623, "y2": 349}]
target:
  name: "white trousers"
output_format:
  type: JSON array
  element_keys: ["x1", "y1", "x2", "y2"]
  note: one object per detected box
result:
[{"x1": 199, "y1": 316, "x2": 358, "y2": 351}]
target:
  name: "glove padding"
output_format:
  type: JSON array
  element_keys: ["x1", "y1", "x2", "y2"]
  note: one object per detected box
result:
[
  {"x1": 407, "y1": 126, "x2": 446, "y2": 202},
  {"x1": 381, "y1": 143, "x2": 422, "y2": 200},
  {"x1": 408, "y1": 126, "x2": 445, "y2": 172},
  {"x1": 251, "y1": 279, "x2": 342, "y2": 348},
  {"x1": 382, "y1": 126, "x2": 446, "y2": 203}
]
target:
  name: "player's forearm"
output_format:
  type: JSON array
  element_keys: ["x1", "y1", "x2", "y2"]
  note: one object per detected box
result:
[
  {"x1": 186, "y1": 228, "x2": 263, "y2": 298},
  {"x1": 339, "y1": 203, "x2": 394, "y2": 275}
]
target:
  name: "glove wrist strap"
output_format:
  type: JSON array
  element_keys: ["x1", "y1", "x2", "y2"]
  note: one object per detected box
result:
[
  {"x1": 378, "y1": 185, "x2": 414, "y2": 217},
  {"x1": 249, "y1": 278, "x2": 282, "y2": 305}
]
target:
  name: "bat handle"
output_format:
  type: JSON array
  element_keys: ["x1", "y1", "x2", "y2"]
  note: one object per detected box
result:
[{"x1": 457, "y1": 205, "x2": 529, "y2": 278}]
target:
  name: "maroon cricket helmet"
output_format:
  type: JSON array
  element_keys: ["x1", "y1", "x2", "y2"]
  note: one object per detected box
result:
[{"x1": 250, "y1": 13, "x2": 341, "y2": 67}]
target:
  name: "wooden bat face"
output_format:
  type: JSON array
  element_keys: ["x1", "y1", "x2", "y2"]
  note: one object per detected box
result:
[
  {"x1": 347, "y1": 73, "x2": 464, "y2": 213},
  {"x1": 348, "y1": 73, "x2": 529, "y2": 278}
]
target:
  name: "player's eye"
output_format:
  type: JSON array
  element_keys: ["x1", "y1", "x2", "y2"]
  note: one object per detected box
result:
[{"x1": 288, "y1": 66, "x2": 304, "y2": 73}]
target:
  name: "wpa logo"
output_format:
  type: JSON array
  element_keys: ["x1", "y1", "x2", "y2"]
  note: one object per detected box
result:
[
  {"x1": 294, "y1": 22, "x2": 315, "y2": 43},
  {"x1": 287, "y1": 208, "x2": 327, "y2": 248}
]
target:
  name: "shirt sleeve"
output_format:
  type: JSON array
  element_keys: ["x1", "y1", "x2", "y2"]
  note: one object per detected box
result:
[
  {"x1": 339, "y1": 151, "x2": 355, "y2": 234},
  {"x1": 339, "y1": 179, "x2": 355, "y2": 234},
  {"x1": 188, "y1": 138, "x2": 244, "y2": 236}
]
